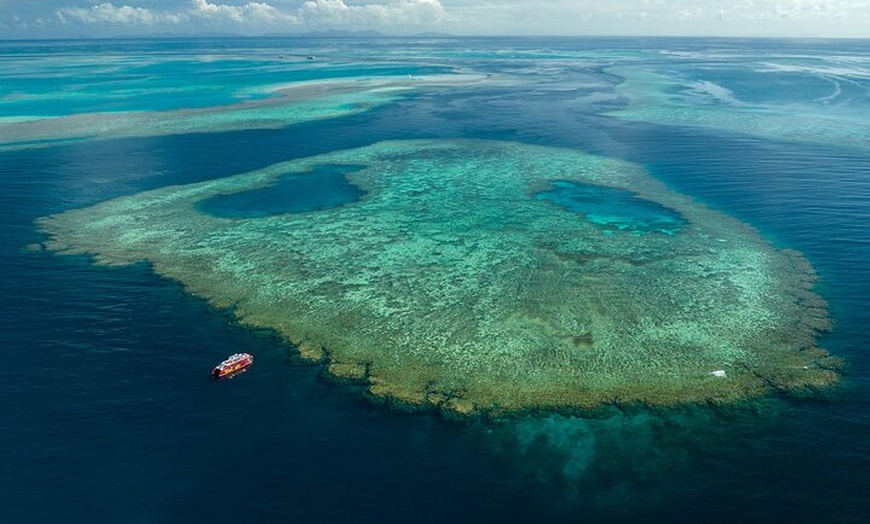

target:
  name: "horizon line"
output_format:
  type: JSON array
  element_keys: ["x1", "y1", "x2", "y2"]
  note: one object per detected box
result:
[{"x1": 3, "y1": 32, "x2": 870, "y2": 42}]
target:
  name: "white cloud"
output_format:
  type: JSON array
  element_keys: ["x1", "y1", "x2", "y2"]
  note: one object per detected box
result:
[
  {"x1": 189, "y1": 0, "x2": 297, "y2": 24},
  {"x1": 55, "y1": 1, "x2": 299, "y2": 27},
  {"x1": 51, "y1": 0, "x2": 449, "y2": 32},
  {"x1": 7, "y1": 0, "x2": 870, "y2": 37},
  {"x1": 298, "y1": 0, "x2": 448, "y2": 26},
  {"x1": 439, "y1": 0, "x2": 870, "y2": 35},
  {"x1": 56, "y1": 3, "x2": 173, "y2": 26}
]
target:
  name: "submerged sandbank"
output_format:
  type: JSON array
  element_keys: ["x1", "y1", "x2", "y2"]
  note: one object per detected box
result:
[
  {"x1": 0, "y1": 73, "x2": 491, "y2": 152},
  {"x1": 606, "y1": 65, "x2": 870, "y2": 149}
]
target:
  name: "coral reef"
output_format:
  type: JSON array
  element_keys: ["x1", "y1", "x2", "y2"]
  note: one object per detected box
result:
[
  {"x1": 606, "y1": 65, "x2": 870, "y2": 149},
  {"x1": 38, "y1": 139, "x2": 839, "y2": 415},
  {"x1": 1, "y1": 73, "x2": 491, "y2": 151}
]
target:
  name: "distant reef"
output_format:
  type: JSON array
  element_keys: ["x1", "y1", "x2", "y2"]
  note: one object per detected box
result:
[{"x1": 38, "y1": 139, "x2": 840, "y2": 417}]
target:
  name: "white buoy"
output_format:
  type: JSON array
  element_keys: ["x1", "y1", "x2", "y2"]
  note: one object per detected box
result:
[{"x1": 710, "y1": 370, "x2": 727, "y2": 378}]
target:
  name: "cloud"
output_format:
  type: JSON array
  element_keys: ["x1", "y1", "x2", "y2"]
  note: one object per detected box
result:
[
  {"x1": 16, "y1": 0, "x2": 870, "y2": 37},
  {"x1": 189, "y1": 0, "x2": 297, "y2": 24},
  {"x1": 439, "y1": 0, "x2": 870, "y2": 35},
  {"x1": 298, "y1": 0, "x2": 448, "y2": 26},
  {"x1": 51, "y1": 0, "x2": 449, "y2": 32},
  {"x1": 55, "y1": 1, "x2": 299, "y2": 28},
  {"x1": 56, "y1": 3, "x2": 175, "y2": 25}
]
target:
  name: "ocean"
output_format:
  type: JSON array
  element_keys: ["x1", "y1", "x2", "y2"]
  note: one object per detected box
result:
[{"x1": 1, "y1": 36, "x2": 869, "y2": 523}]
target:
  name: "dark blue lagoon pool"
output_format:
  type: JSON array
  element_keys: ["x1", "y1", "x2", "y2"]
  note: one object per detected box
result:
[{"x1": 197, "y1": 164, "x2": 367, "y2": 218}]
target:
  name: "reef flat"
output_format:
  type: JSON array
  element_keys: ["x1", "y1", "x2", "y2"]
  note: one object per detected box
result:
[
  {"x1": 0, "y1": 74, "x2": 488, "y2": 152},
  {"x1": 38, "y1": 139, "x2": 839, "y2": 416},
  {"x1": 606, "y1": 65, "x2": 870, "y2": 149}
]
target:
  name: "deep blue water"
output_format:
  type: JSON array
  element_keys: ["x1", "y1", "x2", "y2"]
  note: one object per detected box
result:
[
  {"x1": 2, "y1": 37, "x2": 870, "y2": 524},
  {"x1": 197, "y1": 164, "x2": 366, "y2": 218}
]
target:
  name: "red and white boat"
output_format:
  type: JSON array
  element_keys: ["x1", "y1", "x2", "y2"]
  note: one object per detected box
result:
[{"x1": 212, "y1": 352, "x2": 254, "y2": 379}]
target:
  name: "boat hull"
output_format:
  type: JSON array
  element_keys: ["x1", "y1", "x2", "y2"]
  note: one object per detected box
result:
[{"x1": 212, "y1": 353, "x2": 254, "y2": 379}]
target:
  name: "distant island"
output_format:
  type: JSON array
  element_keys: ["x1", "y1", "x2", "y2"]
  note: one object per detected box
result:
[
  {"x1": 101, "y1": 30, "x2": 455, "y2": 40},
  {"x1": 265, "y1": 30, "x2": 454, "y2": 38}
]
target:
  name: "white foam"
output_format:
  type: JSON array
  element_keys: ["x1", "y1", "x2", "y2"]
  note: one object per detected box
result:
[{"x1": 686, "y1": 80, "x2": 746, "y2": 106}]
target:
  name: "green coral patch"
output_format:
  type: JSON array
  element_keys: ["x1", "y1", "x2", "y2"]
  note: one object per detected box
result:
[{"x1": 38, "y1": 139, "x2": 838, "y2": 415}]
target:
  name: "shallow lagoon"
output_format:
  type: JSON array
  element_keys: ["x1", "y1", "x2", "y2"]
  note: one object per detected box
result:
[{"x1": 536, "y1": 180, "x2": 687, "y2": 235}]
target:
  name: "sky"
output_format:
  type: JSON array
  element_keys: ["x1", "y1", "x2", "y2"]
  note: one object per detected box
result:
[{"x1": 1, "y1": 0, "x2": 869, "y2": 39}]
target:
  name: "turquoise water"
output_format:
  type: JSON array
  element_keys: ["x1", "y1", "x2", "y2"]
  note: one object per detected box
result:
[
  {"x1": 1, "y1": 37, "x2": 869, "y2": 524},
  {"x1": 0, "y1": 38, "x2": 452, "y2": 116},
  {"x1": 536, "y1": 180, "x2": 687, "y2": 234}
]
